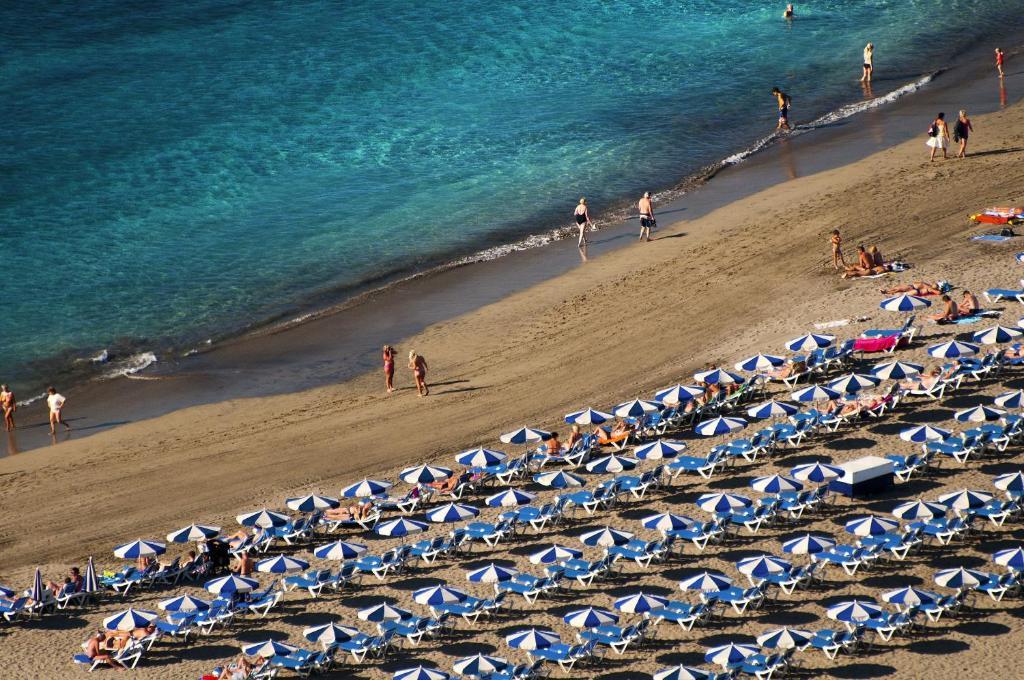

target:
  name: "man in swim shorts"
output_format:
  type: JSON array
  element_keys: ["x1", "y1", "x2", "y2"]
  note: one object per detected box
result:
[
  {"x1": 638, "y1": 192, "x2": 655, "y2": 242},
  {"x1": 771, "y1": 87, "x2": 791, "y2": 131}
]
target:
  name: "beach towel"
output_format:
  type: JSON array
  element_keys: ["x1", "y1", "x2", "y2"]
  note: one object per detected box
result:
[
  {"x1": 971, "y1": 234, "x2": 1014, "y2": 242},
  {"x1": 940, "y1": 311, "x2": 1001, "y2": 325},
  {"x1": 853, "y1": 336, "x2": 900, "y2": 353}
]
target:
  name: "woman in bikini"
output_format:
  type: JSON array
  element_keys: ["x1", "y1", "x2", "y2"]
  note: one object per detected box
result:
[
  {"x1": 861, "y1": 43, "x2": 874, "y2": 82},
  {"x1": 574, "y1": 198, "x2": 592, "y2": 247},
  {"x1": 409, "y1": 350, "x2": 429, "y2": 397},
  {"x1": 0, "y1": 385, "x2": 14, "y2": 431},
  {"x1": 382, "y1": 345, "x2": 396, "y2": 394},
  {"x1": 880, "y1": 281, "x2": 943, "y2": 296}
]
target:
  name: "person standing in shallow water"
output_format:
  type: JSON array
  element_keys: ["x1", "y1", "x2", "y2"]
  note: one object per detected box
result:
[
  {"x1": 409, "y1": 350, "x2": 429, "y2": 397},
  {"x1": 771, "y1": 87, "x2": 791, "y2": 131},
  {"x1": 382, "y1": 345, "x2": 395, "y2": 393},
  {"x1": 1, "y1": 385, "x2": 15, "y2": 431},
  {"x1": 783, "y1": 4, "x2": 794, "y2": 19},
  {"x1": 861, "y1": 43, "x2": 874, "y2": 82},
  {"x1": 995, "y1": 48, "x2": 1005, "y2": 78},
  {"x1": 574, "y1": 197, "x2": 592, "y2": 247}
]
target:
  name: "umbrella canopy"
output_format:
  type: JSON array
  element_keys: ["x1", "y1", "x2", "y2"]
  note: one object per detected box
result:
[
  {"x1": 790, "y1": 461, "x2": 843, "y2": 484},
  {"x1": 634, "y1": 439, "x2": 688, "y2": 459},
  {"x1": 83, "y1": 556, "x2": 98, "y2": 594},
  {"x1": 104, "y1": 608, "x2": 158, "y2": 631},
  {"x1": 533, "y1": 470, "x2": 585, "y2": 488},
  {"x1": 579, "y1": 526, "x2": 634, "y2": 548},
  {"x1": 954, "y1": 405, "x2": 1006, "y2": 423},
  {"x1": 613, "y1": 591, "x2": 669, "y2": 614},
  {"x1": 505, "y1": 628, "x2": 560, "y2": 651},
  {"x1": 736, "y1": 555, "x2": 792, "y2": 579},
  {"x1": 413, "y1": 585, "x2": 469, "y2": 607},
  {"x1": 696, "y1": 492, "x2": 752, "y2": 513},
  {"x1": 785, "y1": 333, "x2": 835, "y2": 352},
  {"x1": 880, "y1": 293, "x2": 931, "y2": 312},
  {"x1": 993, "y1": 547, "x2": 1024, "y2": 571},
  {"x1": 934, "y1": 567, "x2": 987, "y2": 590},
  {"x1": 29, "y1": 568, "x2": 44, "y2": 603},
  {"x1": 757, "y1": 627, "x2": 813, "y2": 650},
  {"x1": 314, "y1": 540, "x2": 368, "y2": 561},
  {"x1": 394, "y1": 667, "x2": 450, "y2": 680},
  {"x1": 236, "y1": 509, "x2": 290, "y2": 528},
  {"x1": 655, "y1": 384, "x2": 705, "y2": 405},
  {"x1": 0, "y1": 585, "x2": 12, "y2": 598},
  {"x1": 563, "y1": 408, "x2": 616, "y2": 425},
  {"x1": 585, "y1": 454, "x2": 638, "y2": 474},
  {"x1": 871, "y1": 360, "x2": 923, "y2": 381},
  {"x1": 426, "y1": 502, "x2": 480, "y2": 523},
  {"x1": 928, "y1": 340, "x2": 979, "y2": 358},
  {"x1": 158, "y1": 595, "x2": 211, "y2": 613},
  {"x1": 781, "y1": 534, "x2": 836, "y2": 555},
  {"x1": 747, "y1": 400, "x2": 800, "y2": 420},
  {"x1": 679, "y1": 571, "x2": 733, "y2": 592},
  {"x1": 654, "y1": 666, "x2": 713, "y2": 680},
  {"x1": 529, "y1": 544, "x2": 582, "y2": 565},
  {"x1": 994, "y1": 471, "x2": 1024, "y2": 493},
  {"x1": 826, "y1": 600, "x2": 882, "y2": 623},
  {"x1": 358, "y1": 602, "x2": 412, "y2": 622},
  {"x1": 466, "y1": 563, "x2": 519, "y2": 583},
  {"x1": 791, "y1": 385, "x2": 842, "y2": 402},
  {"x1": 286, "y1": 494, "x2": 340, "y2": 513},
  {"x1": 563, "y1": 607, "x2": 619, "y2": 629},
  {"x1": 452, "y1": 655, "x2": 508, "y2": 678},
  {"x1": 166, "y1": 524, "x2": 221, "y2": 543},
  {"x1": 499, "y1": 427, "x2": 551, "y2": 445},
  {"x1": 375, "y1": 518, "x2": 428, "y2": 539},
  {"x1": 750, "y1": 474, "x2": 803, "y2": 494},
  {"x1": 241, "y1": 639, "x2": 298, "y2": 658},
  {"x1": 973, "y1": 324, "x2": 1023, "y2": 345},
  {"x1": 341, "y1": 478, "x2": 393, "y2": 498},
  {"x1": 304, "y1": 622, "x2": 361, "y2": 646},
  {"x1": 695, "y1": 416, "x2": 747, "y2": 437},
  {"x1": 113, "y1": 539, "x2": 167, "y2": 559},
  {"x1": 735, "y1": 353, "x2": 786, "y2": 372},
  {"x1": 205, "y1": 574, "x2": 259, "y2": 596},
  {"x1": 456, "y1": 448, "x2": 507, "y2": 467},
  {"x1": 705, "y1": 643, "x2": 759, "y2": 668},
  {"x1": 693, "y1": 368, "x2": 744, "y2": 385},
  {"x1": 642, "y1": 513, "x2": 696, "y2": 533},
  {"x1": 827, "y1": 373, "x2": 880, "y2": 394},
  {"x1": 485, "y1": 489, "x2": 537, "y2": 507},
  {"x1": 936, "y1": 489, "x2": 993, "y2": 511},
  {"x1": 881, "y1": 586, "x2": 940, "y2": 607},
  {"x1": 844, "y1": 515, "x2": 900, "y2": 537},
  {"x1": 612, "y1": 399, "x2": 664, "y2": 418},
  {"x1": 899, "y1": 425, "x2": 951, "y2": 443},
  {"x1": 256, "y1": 555, "x2": 308, "y2": 574},
  {"x1": 891, "y1": 499, "x2": 947, "y2": 521},
  {"x1": 400, "y1": 464, "x2": 453, "y2": 485},
  {"x1": 995, "y1": 389, "x2": 1024, "y2": 409}
]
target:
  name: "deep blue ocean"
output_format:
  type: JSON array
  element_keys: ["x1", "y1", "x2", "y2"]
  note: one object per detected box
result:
[{"x1": 2, "y1": 0, "x2": 1022, "y2": 391}]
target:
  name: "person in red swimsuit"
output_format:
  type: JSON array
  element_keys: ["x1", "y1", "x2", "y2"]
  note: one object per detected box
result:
[
  {"x1": 382, "y1": 345, "x2": 395, "y2": 393},
  {"x1": 996, "y1": 48, "x2": 1005, "y2": 78}
]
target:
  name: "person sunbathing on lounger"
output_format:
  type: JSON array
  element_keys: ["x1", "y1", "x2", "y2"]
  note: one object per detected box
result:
[
  {"x1": 958, "y1": 290, "x2": 979, "y2": 315},
  {"x1": 325, "y1": 500, "x2": 374, "y2": 522},
  {"x1": 880, "y1": 281, "x2": 943, "y2": 296},
  {"x1": 593, "y1": 419, "x2": 631, "y2": 444},
  {"x1": 928, "y1": 294, "x2": 959, "y2": 322},
  {"x1": 1006, "y1": 344, "x2": 1024, "y2": 360},
  {"x1": 545, "y1": 432, "x2": 564, "y2": 455},
  {"x1": 218, "y1": 655, "x2": 267, "y2": 680},
  {"x1": 767, "y1": 358, "x2": 806, "y2": 380},
  {"x1": 84, "y1": 632, "x2": 124, "y2": 670},
  {"x1": 565, "y1": 425, "x2": 582, "y2": 449}
]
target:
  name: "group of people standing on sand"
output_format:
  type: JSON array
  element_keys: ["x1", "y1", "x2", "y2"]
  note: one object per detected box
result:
[{"x1": 382, "y1": 345, "x2": 429, "y2": 397}]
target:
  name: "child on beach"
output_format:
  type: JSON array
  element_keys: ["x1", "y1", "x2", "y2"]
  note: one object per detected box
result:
[
  {"x1": 46, "y1": 386, "x2": 70, "y2": 435},
  {"x1": 830, "y1": 229, "x2": 845, "y2": 270},
  {"x1": 771, "y1": 87, "x2": 792, "y2": 131},
  {"x1": 996, "y1": 48, "x2": 1005, "y2": 77}
]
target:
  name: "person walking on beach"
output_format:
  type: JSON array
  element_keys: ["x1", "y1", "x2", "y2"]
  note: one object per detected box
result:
[
  {"x1": 1, "y1": 385, "x2": 14, "y2": 431},
  {"x1": 927, "y1": 112, "x2": 949, "y2": 161},
  {"x1": 954, "y1": 110, "x2": 973, "y2": 158},
  {"x1": 408, "y1": 350, "x2": 429, "y2": 397},
  {"x1": 638, "y1": 192, "x2": 655, "y2": 242},
  {"x1": 861, "y1": 43, "x2": 874, "y2": 82},
  {"x1": 830, "y1": 229, "x2": 845, "y2": 270},
  {"x1": 996, "y1": 48, "x2": 1005, "y2": 78},
  {"x1": 771, "y1": 87, "x2": 792, "y2": 131},
  {"x1": 382, "y1": 345, "x2": 396, "y2": 394},
  {"x1": 574, "y1": 198, "x2": 593, "y2": 247},
  {"x1": 46, "y1": 386, "x2": 70, "y2": 435}
]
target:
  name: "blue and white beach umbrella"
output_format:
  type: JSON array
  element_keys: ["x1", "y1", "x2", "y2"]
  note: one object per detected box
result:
[
  {"x1": 585, "y1": 454, "x2": 638, "y2": 474},
  {"x1": 826, "y1": 600, "x2": 882, "y2": 623},
  {"x1": 528, "y1": 544, "x2": 582, "y2": 565},
  {"x1": 452, "y1": 655, "x2": 508, "y2": 679},
  {"x1": 426, "y1": 502, "x2": 480, "y2": 523},
  {"x1": 375, "y1": 518, "x2": 428, "y2": 539},
  {"x1": 791, "y1": 461, "x2": 843, "y2": 484},
  {"x1": 612, "y1": 399, "x2": 664, "y2": 418},
  {"x1": 358, "y1": 602, "x2": 412, "y2": 622},
  {"x1": 880, "y1": 294, "x2": 931, "y2": 312},
  {"x1": 413, "y1": 585, "x2": 469, "y2": 607},
  {"x1": 791, "y1": 385, "x2": 842, "y2": 402},
  {"x1": 634, "y1": 439, "x2": 687, "y2": 459},
  {"x1": 456, "y1": 448, "x2": 507, "y2": 467},
  {"x1": 993, "y1": 547, "x2": 1024, "y2": 571},
  {"x1": 485, "y1": 489, "x2": 537, "y2": 508},
  {"x1": 114, "y1": 539, "x2": 167, "y2": 559},
  {"x1": 166, "y1": 524, "x2": 221, "y2": 543},
  {"x1": 937, "y1": 489, "x2": 993, "y2": 512},
  {"x1": 158, "y1": 595, "x2": 211, "y2": 613},
  {"x1": 0, "y1": 585, "x2": 12, "y2": 598},
  {"x1": 466, "y1": 563, "x2": 519, "y2": 584},
  {"x1": 286, "y1": 494, "x2": 340, "y2": 513},
  {"x1": 696, "y1": 492, "x2": 752, "y2": 513},
  {"x1": 928, "y1": 340, "x2": 979, "y2": 358},
  {"x1": 103, "y1": 608, "x2": 158, "y2": 631},
  {"x1": 757, "y1": 627, "x2": 813, "y2": 650},
  {"x1": 653, "y1": 666, "x2": 713, "y2": 680},
  {"x1": 499, "y1": 427, "x2": 551, "y2": 445},
  {"x1": 781, "y1": 534, "x2": 836, "y2": 556},
  {"x1": 881, "y1": 587, "x2": 940, "y2": 608},
  {"x1": 736, "y1": 555, "x2": 791, "y2": 579},
  {"x1": 533, "y1": 470, "x2": 585, "y2": 488},
  {"x1": 304, "y1": 622, "x2": 361, "y2": 647},
  {"x1": 891, "y1": 500, "x2": 946, "y2": 521},
  {"x1": 256, "y1": 555, "x2": 308, "y2": 574},
  {"x1": 994, "y1": 471, "x2": 1024, "y2": 494},
  {"x1": 613, "y1": 591, "x2": 669, "y2": 614},
  {"x1": 341, "y1": 478, "x2": 393, "y2": 498},
  {"x1": 973, "y1": 324, "x2": 1023, "y2": 345},
  {"x1": 695, "y1": 416, "x2": 747, "y2": 437},
  {"x1": 314, "y1": 540, "x2": 368, "y2": 561},
  {"x1": 995, "y1": 389, "x2": 1024, "y2": 409},
  {"x1": 564, "y1": 408, "x2": 616, "y2": 425},
  {"x1": 642, "y1": 513, "x2": 696, "y2": 533},
  {"x1": 934, "y1": 567, "x2": 986, "y2": 590},
  {"x1": 655, "y1": 384, "x2": 705, "y2": 405},
  {"x1": 954, "y1": 405, "x2": 1006, "y2": 423},
  {"x1": 705, "y1": 643, "x2": 759, "y2": 669},
  {"x1": 747, "y1": 400, "x2": 800, "y2": 420},
  {"x1": 693, "y1": 368, "x2": 744, "y2": 385},
  {"x1": 750, "y1": 474, "x2": 803, "y2": 494},
  {"x1": 735, "y1": 353, "x2": 785, "y2": 372},
  {"x1": 785, "y1": 333, "x2": 835, "y2": 352},
  {"x1": 844, "y1": 516, "x2": 899, "y2": 537},
  {"x1": 579, "y1": 526, "x2": 634, "y2": 548},
  {"x1": 505, "y1": 628, "x2": 560, "y2": 651},
  {"x1": 563, "y1": 607, "x2": 619, "y2": 629},
  {"x1": 83, "y1": 556, "x2": 98, "y2": 594},
  {"x1": 241, "y1": 639, "x2": 298, "y2": 658},
  {"x1": 871, "y1": 360, "x2": 923, "y2": 381},
  {"x1": 205, "y1": 574, "x2": 258, "y2": 596},
  {"x1": 827, "y1": 373, "x2": 880, "y2": 394},
  {"x1": 394, "y1": 667, "x2": 450, "y2": 680},
  {"x1": 899, "y1": 425, "x2": 951, "y2": 443},
  {"x1": 236, "y1": 509, "x2": 290, "y2": 528},
  {"x1": 400, "y1": 464, "x2": 453, "y2": 485},
  {"x1": 679, "y1": 571, "x2": 733, "y2": 593},
  {"x1": 29, "y1": 567, "x2": 43, "y2": 604}
]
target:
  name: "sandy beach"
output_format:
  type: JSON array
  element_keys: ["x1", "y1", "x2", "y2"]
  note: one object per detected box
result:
[{"x1": 4, "y1": 88, "x2": 1024, "y2": 678}]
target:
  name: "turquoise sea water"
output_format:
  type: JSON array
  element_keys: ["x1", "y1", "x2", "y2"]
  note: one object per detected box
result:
[{"x1": 2, "y1": 1, "x2": 1023, "y2": 389}]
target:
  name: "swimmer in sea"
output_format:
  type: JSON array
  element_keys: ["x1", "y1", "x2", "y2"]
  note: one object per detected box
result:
[
  {"x1": 574, "y1": 197, "x2": 593, "y2": 247},
  {"x1": 783, "y1": 4, "x2": 794, "y2": 19},
  {"x1": 1, "y1": 385, "x2": 14, "y2": 431}
]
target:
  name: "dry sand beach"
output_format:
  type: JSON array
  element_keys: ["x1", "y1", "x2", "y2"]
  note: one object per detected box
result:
[{"x1": 4, "y1": 98, "x2": 1024, "y2": 678}]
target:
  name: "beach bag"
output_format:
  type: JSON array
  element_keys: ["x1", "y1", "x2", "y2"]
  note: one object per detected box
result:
[{"x1": 927, "y1": 124, "x2": 937, "y2": 137}]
